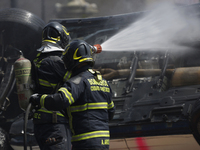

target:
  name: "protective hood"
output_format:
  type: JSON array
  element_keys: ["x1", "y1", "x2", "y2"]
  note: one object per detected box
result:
[{"x1": 37, "y1": 43, "x2": 64, "y2": 53}]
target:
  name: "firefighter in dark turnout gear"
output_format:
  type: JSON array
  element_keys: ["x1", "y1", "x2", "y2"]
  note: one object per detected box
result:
[
  {"x1": 31, "y1": 22, "x2": 72, "y2": 150},
  {"x1": 30, "y1": 39, "x2": 115, "y2": 150}
]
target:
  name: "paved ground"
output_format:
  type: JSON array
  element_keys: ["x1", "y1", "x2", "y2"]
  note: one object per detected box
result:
[{"x1": 110, "y1": 134, "x2": 200, "y2": 150}]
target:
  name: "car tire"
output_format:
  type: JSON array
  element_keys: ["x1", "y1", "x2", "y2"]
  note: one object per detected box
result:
[
  {"x1": 190, "y1": 99, "x2": 200, "y2": 145},
  {"x1": 0, "y1": 8, "x2": 45, "y2": 119},
  {"x1": 0, "y1": 8, "x2": 45, "y2": 58},
  {"x1": 0, "y1": 9, "x2": 45, "y2": 150}
]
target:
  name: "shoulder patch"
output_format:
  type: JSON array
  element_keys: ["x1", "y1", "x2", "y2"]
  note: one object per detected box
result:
[{"x1": 69, "y1": 76, "x2": 82, "y2": 85}]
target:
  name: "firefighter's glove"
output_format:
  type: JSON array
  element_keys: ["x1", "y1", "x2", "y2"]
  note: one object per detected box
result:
[{"x1": 29, "y1": 94, "x2": 41, "y2": 110}]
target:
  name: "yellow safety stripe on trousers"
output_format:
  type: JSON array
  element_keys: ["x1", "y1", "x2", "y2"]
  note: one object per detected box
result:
[
  {"x1": 40, "y1": 94, "x2": 48, "y2": 108},
  {"x1": 70, "y1": 102, "x2": 108, "y2": 113},
  {"x1": 39, "y1": 79, "x2": 57, "y2": 88},
  {"x1": 58, "y1": 87, "x2": 74, "y2": 104},
  {"x1": 108, "y1": 101, "x2": 114, "y2": 109},
  {"x1": 37, "y1": 108, "x2": 65, "y2": 117},
  {"x1": 72, "y1": 130, "x2": 110, "y2": 142},
  {"x1": 63, "y1": 71, "x2": 71, "y2": 82}
]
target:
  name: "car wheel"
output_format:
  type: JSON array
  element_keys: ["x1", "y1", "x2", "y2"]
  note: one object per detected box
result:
[
  {"x1": 0, "y1": 8, "x2": 45, "y2": 59},
  {"x1": 190, "y1": 99, "x2": 200, "y2": 145},
  {"x1": 0, "y1": 8, "x2": 45, "y2": 118}
]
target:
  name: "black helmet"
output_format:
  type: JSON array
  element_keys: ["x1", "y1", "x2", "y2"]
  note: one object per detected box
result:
[
  {"x1": 61, "y1": 40, "x2": 94, "y2": 71},
  {"x1": 42, "y1": 22, "x2": 71, "y2": 49}
]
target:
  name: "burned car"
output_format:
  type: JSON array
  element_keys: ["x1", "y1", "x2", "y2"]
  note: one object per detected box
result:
[
  {"x1": 1, "y1": 2, "x2": 200, "y2": 150},
  {"x1": 56, "y1": 2, "x2": 200, "y2": 146}
]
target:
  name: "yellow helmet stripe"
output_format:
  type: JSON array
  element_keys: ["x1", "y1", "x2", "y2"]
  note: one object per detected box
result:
[
  {"x1": 42, "y1": 39, "x2": 56, "y2": 43},
  {"x1": 62, "y1": 46, "x2": 70, "y2": 56},
  {"x1": 79, "y1": 58, "x2": 93, "y2": 62},
  {"x1": 73, "y1": 48, "x2": 82, "y2": 60},
  {"x1": 51, "y1": 37, "x2": 61, "y2": 41},
  {"x1": 37, "y1": 108, "x2": 64, "y2": 117},
  {"x1": 62, "y1": 26, "x2": 70, "y2": 35}
]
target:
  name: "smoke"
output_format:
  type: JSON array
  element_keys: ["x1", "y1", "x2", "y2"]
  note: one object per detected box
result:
[{"x1": 101, "y1": 2, "x2": 200, "y2": 52}]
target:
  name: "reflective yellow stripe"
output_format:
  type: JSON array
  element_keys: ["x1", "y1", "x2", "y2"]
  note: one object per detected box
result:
[
  {"x1": 35, "y1": 59, "x2": 44, "y2": 68},
  {"x1": 73, "y1": 48, "x2": 82, "y2": 60},
  {"x1": 62, "y1": 46, "x2": 70, "y2": 56},
  {"x1": 40, "y1": 94, "x2": 47, "y2": 107},
  {"x1": 51, "y1": 36, "x2": 60, "y2": 41},
  {"x1": 88, "y1": 69, "x2": 95, "y2": 74},
  {"x1": 36, "y1": 52, "x2": 41, "y2": 57},
  {"x1": 39, "y1": 79, "x2": 57, "y2": 88},
  {"x1": 79, "y1": 58, "x2": 93, "y2": 62},
  {"x1": 37, "y1": 108, "x2": 64, "y2": 117},
  {"x1": 70, "y1": 102, "x2": 108, "y2": 113},
  {"x1": 42, "y1": 39, "x2": 56, "y2": 43},
  {"x1": 72, "y1": 130, "x2": 109, "y2": 142},
  {"x1": 63, "y1": 71, "x2": 71, "y2": 82},
  {"x1": 62, "y1": 26, "x2": 70, "y2": 35},
  {"x1": 58, "y1": 87, "x2": 74, "y2": 104},
  {"x1": 108, "y1": 101, "x2": 114, "y2": 109}
]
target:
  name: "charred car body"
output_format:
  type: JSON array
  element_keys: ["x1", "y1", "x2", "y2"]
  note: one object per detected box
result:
[{"x1": 1, "y1": 2, "x2": 200, "y2": 150}]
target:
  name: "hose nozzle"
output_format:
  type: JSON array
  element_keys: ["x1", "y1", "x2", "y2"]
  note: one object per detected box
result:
[{"x1": 92, "y1": 44, "x2": 102, "y2": 54}]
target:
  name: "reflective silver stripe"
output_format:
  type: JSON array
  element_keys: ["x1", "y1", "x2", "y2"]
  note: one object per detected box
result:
[
  {"x1": 39, "y1": 79, "x2": 57, "y2": 88},
  {"x1": 72, "y1": 130, "x2": 109, "y2": 142},
  {"x1": 58, "y1": 87, "x2": 74, "y2": 104},
  {"x1": 108, "y1": 101, "x2": 114, "y2": 109},
  {"x1": 63, "y1": 71, "x2": 71, "y2": 82},
  {"x1": 88, "y1": 69, "x2": 95, "y2": 74},
  {"x1": 70, "y1": 102, "x2": 108, "y2": 112}
]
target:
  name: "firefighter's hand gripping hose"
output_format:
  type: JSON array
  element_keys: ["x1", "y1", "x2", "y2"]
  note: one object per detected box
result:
[
  {"x1": 24, "y1": 94, "x2": 41, "y2": 150},
  {"x1": 24, "y1": 103, "x2": 32, "y2": 150},
  {"x1": 29, "y1": 94, "x2": 41, "y2": 109}
]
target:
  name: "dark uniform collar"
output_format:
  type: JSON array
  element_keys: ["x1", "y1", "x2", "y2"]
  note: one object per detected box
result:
[{"x1": 72, "y1": 65, "x2": 91, "y2": 77}]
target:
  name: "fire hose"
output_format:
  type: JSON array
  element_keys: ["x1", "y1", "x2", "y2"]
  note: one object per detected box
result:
[{"x1": 24, "y1": 103, "x2": 32, "y2": 150}]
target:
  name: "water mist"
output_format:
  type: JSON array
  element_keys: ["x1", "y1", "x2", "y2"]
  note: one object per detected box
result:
[{"x1": 101, "y1": 2, "x2": 200, "y2": 52}]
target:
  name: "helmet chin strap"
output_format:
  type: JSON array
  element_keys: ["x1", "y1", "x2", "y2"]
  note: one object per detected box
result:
[{"x1": 72, "y1": 62, "x2": 88, "y2": 71}]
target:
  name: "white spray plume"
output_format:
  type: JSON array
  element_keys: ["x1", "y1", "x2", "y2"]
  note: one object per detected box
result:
[{"x1": 101, "y1": 2, "x2": 200, "y2": 52}]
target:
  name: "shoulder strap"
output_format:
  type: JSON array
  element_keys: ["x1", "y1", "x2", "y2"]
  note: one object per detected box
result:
[{"x1": 88, "y1": 69, "x2": 102, "y2": 81}]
